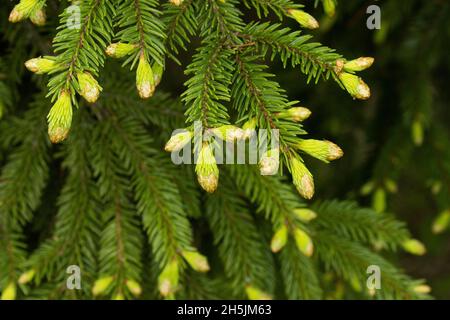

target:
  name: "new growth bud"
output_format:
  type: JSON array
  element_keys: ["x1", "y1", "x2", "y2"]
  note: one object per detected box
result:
[
  {"x1": 105, "y1": 43, "x2": 138, "y2": 59},
  {"x1": 293, "y1": 208, "x2": 317, "y2": 222},
  {"x1": 259, "y1": 149, "x2": 279, "y2": 176},
  {"x1": 296, "y1": 139, "x2": 343, "y2": 163},
  {"x1": 339, "y1": 72, "x2": 371, "y2": 100},
  {"x1": 196, "y1": 143, "x2": 219, "y2": 193},
  {"x1": 277, "y1": 107, "x2": 311, "y2": 122},
  {"x1": 169, "y1": 0, "x2": 184, "y2": 5},
  {"x1": 113, "y1": 293, "x2": 125, "y2": 300},
  {"x1": 92, "y1": 276, "x2": 114, "y2": 296},
  {"x1": 323, "y1": 0, "x2": 336, "y2": 17},
  {"x1": 25, "y1": 57, "x2": 57, "y2": 74},
  {"x1": 432, "y1": 210, "x2": 450, "y2": 234},
  {"x1": 270, "y1": 225, "x2": 288, "y2": 253},
  {"x1": 9, "y1": 0, "x2": 43, "y2": 23},
  {"x1": 152, "y1": 62, "x2": 164, "y2": 87},
  {"x1": 1, "y1": 282, "x2": 16, "y2": 300},
  {"x1": 413, "y1": 284, "x2": 431, "y2": 294},
  {"x1": 136, "y1": 54, "x2": 155, "y2": 99},
  {"x1": 181, "y1": 250, "x2": 210, "y2": 272},
  {"x1": 77, "y1": 72, "x2": 102, "y2": 103},
  {"x1": 293, "y1": 227, "x2": 314, "y2": 257},
  {"x1": 47, "y1": 90, "x2": 73, "y2": 144},
  {"x1": 165, "y1": 130, "x2": 193, "y2": 152},
  {"x1": 18, "y1": 269, "x2": 36, "y2": 284},
  {"x1": 288, "y1": 9, "x2": 319, "y2": 29},
  {"x1": 158, "y1": 259, "x2": 179, "y2": 297},
  {"x1": 411, "y1": 119, "x2": 424, "y2": 146},
  {"x1": 372, "y1": 187, "x2": 386, "y2": 213},
  {"x1": 125, "y1": 279, "x2": 142, "y2": 297},
  {"x1": 402, "y1": 239, "x2": 426, "y2": 256},
  {"x1": 384, "y1": 179, "x2": 398, "y2": 193},
  {"x1": 30, "y1": 8, "x2": 46, "y2": 26},
  {"x1": 210, "y1": 125, "x2": 245, "y2": 142},
  {"x1": 344, "y1": 57, "x2": 375, "y2": 72},
  {"x1": 245, "y1": 285, "x2": 272, "y2": 300},
  {"x1": 289, "y1": 156, "x2": 314, "y2": 200}
]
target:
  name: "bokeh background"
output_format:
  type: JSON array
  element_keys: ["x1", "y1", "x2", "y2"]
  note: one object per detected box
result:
[{"x1": 274, "y1": 0, "x2": 450, "y2": 299}]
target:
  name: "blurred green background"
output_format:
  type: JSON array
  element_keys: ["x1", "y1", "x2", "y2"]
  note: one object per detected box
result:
[{"x1": 273, "y1": 0, "x2": 450, "y2": 299}]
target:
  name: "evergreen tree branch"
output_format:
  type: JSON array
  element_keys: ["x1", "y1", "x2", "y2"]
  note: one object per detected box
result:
[
  {"x1": 238, "y1": 22, "x2": 343, "y2": 83},
  {"x1": 206, "y1": 177, "x2": 276, "y2": 297}
]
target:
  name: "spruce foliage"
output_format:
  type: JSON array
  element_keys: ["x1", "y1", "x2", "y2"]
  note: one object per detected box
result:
[{"x1": 1, "y1": 0, "x2": 446, "y2": 300}]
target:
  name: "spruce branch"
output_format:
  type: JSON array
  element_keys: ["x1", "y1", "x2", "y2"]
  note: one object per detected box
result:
[
  {"x1": 206, "y1": 177, "x2": 275, "y2": 298},
  {"x1": 243, "y1": 0, "x2": 301, "y2": 20}
]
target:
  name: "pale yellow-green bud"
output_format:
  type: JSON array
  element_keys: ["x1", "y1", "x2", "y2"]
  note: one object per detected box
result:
[
  {"x1": 360, "y1": 181, "x2": 374, "y2": 195},
  {"x1": 113, "y1": 293, "x2": 125, "y2": 300},
  {"x1": 277, "y1": 107, "x2": 311, "y2": 122},
  {"x1": 92, "y1": 276, "x2": 114, "y2": 296},
  {"x1": 169, "y1": 0, "x2": 184, "y2": 5},
  {"x1": 242, "y1": 117, "x2": 257, "y2": 139},
  {"x1": 339, "y1": 72, "x2": 371, "y2": 100},
  {"x1": 334, "y1": 59, "x2": 345, "y2": 74},
  {"x1": 1, "y1": 282, "x2": 16, "y2": 300},
  {"x1": 30, "y1": 8, "x2": 46, "y2": 26},
  {"x1": 136, "y1": 54, "x2": 155, "y2": 99},
  {"x1": 125, "y1": 279, "x2": 142, "y2": 297},
  {"x1": 296, "y1": 139, "x2": 343, "y2": 163},
  {"x1": 18, "y1": 269, "x2": 36, "y2": 284},
  {"x1": 290, "y1": 157, "x2": 314, "y2": 199},
  {"x1": 293, "y1": 227, "x2": 314, "y2": 257},
  {"x1": 411, "y1": 119, "x2": 424, "y2": 146},
  {"x1": 323, "y1": 0, "x2": 336, "y2": 17},
  {"x1": 210, "y1": 125, "x2": 245, "y2": 142},
  {"x1": 9, "y1": 0, "x2": 41, "y2": 23},
  {"x1": 105, "y1": 43, "x2": 138, "y2": 59},
  {"x1": 431, "y1": 181, "x2": 442, "y2": 195},
  {"x1": 384, "y1": 179, "x2": 398, "y2": 193},
  {"x1": 9, "y1": 7, "x2": 24, "y2": 23},
  {"x1": 287, "y1": 9, "x2": 319, "y2": 29},
  {"x1": 293, "y1": 208, "x2": 317, "y2": 222},
  {"x1": 402, "y1": 239, "x2": 426, "y2": 256},
  {"x1": 344, "y1": 57, "x2": 374, "y2": 72},
  {"x1": 165, "y1": 130, "x2": 193, "y2": 152},
  {"x1": 158, "y1": 259, "x2": 179, "y2": 297},
  {"x1": 77, "y1": 72, "x2": 102, "y2": 103},
  {"x1": 181, "y1": 250, "x2": 210, "y2": 272},
  {"x1": 432, "y1": 210, "x2": 450, "y2": 234},
  {"x1": 47, "y1": 90, "x2": 73, "y2": 144},
  {"x1": 259, "y1": 149, "x2": 280, "y2": 176},
  {"x1": 196, "y1": 143, "x2": 219, "y2": 193},
  {"x1": 372, "y1": 187, "x2": 386, "y2": 213},
  {"x1": 25, "y1": 57, "x2": 58, "y2": 74},
  {"x1": 413, "y1": 284, "x2": 431, "y2": 294},
  {"x1": 152, "y1": 62, "x2": 164, "y2": 87},
  {"x1": 245, "y1": 285, "x2": 272, "y2": 300},
  {"x1": 270, "y1": 225, "x2": 288, "y2": 253}
]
